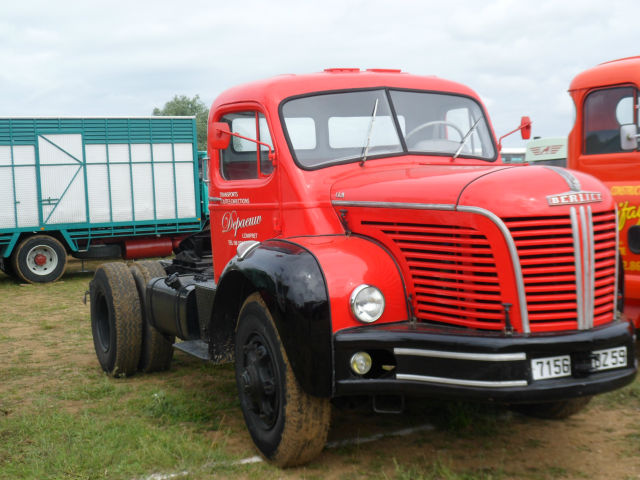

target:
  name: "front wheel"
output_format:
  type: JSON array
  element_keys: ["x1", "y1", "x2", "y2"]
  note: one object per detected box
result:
[
  {"x1": 513, "y1": 396, "x2": 592, "y2": 419},
  {"x1": 235, "y1": 293, "x2": 330, "y2": 467}
]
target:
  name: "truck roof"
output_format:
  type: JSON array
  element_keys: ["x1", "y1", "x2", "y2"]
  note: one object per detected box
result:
[
  {"x1": 569, "y1": 56, "x2": 640, "y2": 92},
  {"x1": 212, "y1": 69, "x2": 482, "y2": 110}
]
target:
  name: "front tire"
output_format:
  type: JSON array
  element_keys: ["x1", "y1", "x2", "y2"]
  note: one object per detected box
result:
[
  {"x1": 129, "y1": 261, "x2": 174, "y2": 373},
  {"x1": 11, "y1": 235, "x2": 67, "y2": 283},
  {"x1": 235, "y1": 293, "x2": 330, "y2": 467},
  {"x1": 90, "y1": 262, "x2": 142, "y2": 377},
  {"x1": 513, "y1": 396, "x2": 592, "y2": 419}
]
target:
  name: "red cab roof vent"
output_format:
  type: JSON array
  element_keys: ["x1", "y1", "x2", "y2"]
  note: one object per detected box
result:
[
  {"x1": 366, "y1": 68, "x2": 402, "y2": 73},
  {"x1": 324, "y1": 68, "x2": 361, "y2": 73}
]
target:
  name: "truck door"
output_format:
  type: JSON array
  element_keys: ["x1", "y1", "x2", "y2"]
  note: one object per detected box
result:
[
  {"x1": 209, "y1": 110, "x2": 280, "y2": 280},
  {"x1": 574, "y1": 85, "x2": 640, "y2": 323}
]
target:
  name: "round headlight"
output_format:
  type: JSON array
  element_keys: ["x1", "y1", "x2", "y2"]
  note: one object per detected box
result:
[
  {"x1": 350, "y1": 284, "x2": 385, "y2": 323},
  {"x1": 350, "y1": 351, "x2": 372, "y2": 375}
]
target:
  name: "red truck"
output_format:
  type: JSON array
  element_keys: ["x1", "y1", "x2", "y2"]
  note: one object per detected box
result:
[
  {"x1": 89, "y1": 69, "x2": 636, "y2": 466},
  {"x1": 568, "y1": 56, "x2": 640, "y2": 329}
]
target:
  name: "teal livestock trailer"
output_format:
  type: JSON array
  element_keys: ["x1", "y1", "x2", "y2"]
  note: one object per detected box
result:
[{"x1": 0, "y1": 117, "x2": 208, "y2": 283}]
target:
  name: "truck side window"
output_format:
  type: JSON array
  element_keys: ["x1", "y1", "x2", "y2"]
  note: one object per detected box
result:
[
  {"x1": 583, "y1": 87, "x2": 636, "y2": 155},
  {"x1": 220, "y1": 111, "x2": 274, "y2": 180}
]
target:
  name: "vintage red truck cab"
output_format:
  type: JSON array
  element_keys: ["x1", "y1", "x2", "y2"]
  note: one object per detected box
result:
[
  {"x1": 568, "y1": 56, "x2": 640, "y2": 328},
  {"x1": 90, "y1": 69, "x2": 636, "y2": 467}
]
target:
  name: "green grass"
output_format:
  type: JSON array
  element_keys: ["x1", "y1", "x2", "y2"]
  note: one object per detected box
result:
[{"x1": 2, "y1": 261, "x2": 640, "y2": 479}]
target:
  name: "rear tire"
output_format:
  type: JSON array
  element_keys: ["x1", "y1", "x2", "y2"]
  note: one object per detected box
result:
[
  {"x1": 90, "y1": 262, "x2": 142, "y2": 377},
  {"x1": 513, "y1": 396, "x2": 592, "y2": 419},
  {"x1": 129, "y1": 261, "x2": 174, "y2": 373},
  {"x1": 11, "y1": 235, "x2": 67, "y2": 283},
  {"x1": 235, "y1": 293, "x2": 330, "y2": 467},
  {"x1": 0, "y1": 258, "x2": 15, "y2": 278}
]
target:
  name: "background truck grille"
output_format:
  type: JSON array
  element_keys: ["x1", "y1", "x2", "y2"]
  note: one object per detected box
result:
[
  {"x1": 503, "y1": 209, "x2": 616, "y2": 332},
  {"x1": 362, "y1": 221, "x2": 505, "y2": 330}
]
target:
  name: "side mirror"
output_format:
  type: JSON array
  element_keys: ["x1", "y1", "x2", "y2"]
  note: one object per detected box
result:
[
  {"x1": 208, "y1": 122, "x2": 231, "y2": 150},
  {"x1": 498, "y1": 116, "x2": 533, "y2": 149},
  {"x1": 620, "y1": 124, "x2": 639, "y2": 151},
  {"x1": 520, "y1": 116, "x2": 532, "y2": 140}
]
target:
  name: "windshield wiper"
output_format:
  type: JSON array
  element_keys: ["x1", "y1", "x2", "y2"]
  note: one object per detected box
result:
[
  {"x1": 360, "y1": 98, "x2": 379, "y2": 166},
  {"x1": 453, "y1": 117, "x2": 481, "y2": 159}
]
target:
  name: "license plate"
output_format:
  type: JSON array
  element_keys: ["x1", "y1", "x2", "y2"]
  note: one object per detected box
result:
[
  {"x1": 592, "y1": 346, "x2": 627, "y2": 371},
  {"x1": 531, "y1": 355, "x2": 571, "y2": 381}
]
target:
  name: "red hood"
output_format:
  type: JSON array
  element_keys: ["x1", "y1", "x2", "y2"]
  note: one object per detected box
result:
[{"x1": 331, "y1": 163, "x2": 614, "y2": 216}]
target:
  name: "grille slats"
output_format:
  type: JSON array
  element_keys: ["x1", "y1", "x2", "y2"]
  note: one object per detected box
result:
[
  {"x1": 359, "y1": 208, "x2": 617, "y2": 333},
  {"x1": 362, "y1": 220, "x2": 504, "y2": 330},
  {"x1": 504, "y1": 209, "x2": 616, "y2": 331}
]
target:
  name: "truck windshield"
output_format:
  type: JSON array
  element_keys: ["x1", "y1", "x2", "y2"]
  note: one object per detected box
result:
[{"x1": 281, "y1": 88, "x2": 496, "y2": 168}]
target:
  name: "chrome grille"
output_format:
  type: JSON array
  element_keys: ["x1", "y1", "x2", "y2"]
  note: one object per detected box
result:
[
  {"x1": 362, "y1": 221, "x2": 505, "y2": 330},
  {"x1": 504, "y1": 208, "x2": 616, "y2": 332}
]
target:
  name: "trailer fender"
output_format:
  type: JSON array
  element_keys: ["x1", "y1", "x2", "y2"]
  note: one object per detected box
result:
[{"x1": 211, "y1": 239, "x2": 331, "y2": 397}]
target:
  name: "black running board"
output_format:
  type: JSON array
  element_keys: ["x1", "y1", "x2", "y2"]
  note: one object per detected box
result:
[{"x1": 173, "y1": 339, "x2": 210, "y2": 361}]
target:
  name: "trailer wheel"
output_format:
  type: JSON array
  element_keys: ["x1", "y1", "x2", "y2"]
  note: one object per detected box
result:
[
  {"x1": 235, "y1": 293, "x2": 330, "y2": 467},
  {"x1": 90, "y1": 262, "x2": 142, "y2": 377},
  {"x1": 129, "y1": 261, "x2": 174, "y2": 373},
  {"x1": 11, "y1": 235, "x2": 67, "y2": 283},
  {"x1": 513, "y1": 396, "x2": 592, "y2": 419}
]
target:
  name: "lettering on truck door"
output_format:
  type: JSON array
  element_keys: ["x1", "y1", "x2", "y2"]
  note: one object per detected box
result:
[{"x1": 209, "y1": 110, "x2": 280, "y2": 280}]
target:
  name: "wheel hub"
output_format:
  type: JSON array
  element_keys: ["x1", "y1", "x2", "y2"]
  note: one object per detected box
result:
[
  {"x1": 241, "y1": 339, "x2": 277, "y2": 427},
  {"x1": 25, "y1": 245, "x2": 58, "y2": 275}
]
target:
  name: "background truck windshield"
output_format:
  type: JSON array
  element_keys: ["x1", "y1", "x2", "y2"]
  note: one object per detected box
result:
[{"x1": 281, "y1": 88, "x2": 496, "y2": 168}]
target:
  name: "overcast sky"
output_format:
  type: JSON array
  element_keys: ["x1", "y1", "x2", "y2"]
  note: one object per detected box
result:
[{"x1": 1, "y1": 0, "x2": 639, "y2": 146}]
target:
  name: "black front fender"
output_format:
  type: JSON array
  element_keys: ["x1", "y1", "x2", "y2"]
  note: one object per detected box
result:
[{"x1": 211, "y1": 239, "x2": 332, "y2": 397}]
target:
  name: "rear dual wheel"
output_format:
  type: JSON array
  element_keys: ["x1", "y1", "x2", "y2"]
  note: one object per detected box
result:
[
  {"x1": 90, "y1": 261, "x2": 173, "y2": 376},
  {"x1": 90, "y1": 262, "x2": 142, "y2": 377},
  {"x1": 235, "y1": 293, "x2": 331, "y2": 467},
  {"x1": 129, "y1": 261, "x2": 174, "y2": 373}
]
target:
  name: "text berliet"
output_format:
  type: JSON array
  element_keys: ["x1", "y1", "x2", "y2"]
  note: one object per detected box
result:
[{"x1": 547, "y1": 191, "x2": 602, "y2": 206}]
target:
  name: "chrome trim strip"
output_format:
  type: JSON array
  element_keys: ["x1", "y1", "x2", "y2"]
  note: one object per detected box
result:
[
  {"x1": 457, "y1": 206, "x2": 530, "y2": 334},
  {"x1": 396, "y1": 373, "x2": 528, "y2": 388},
  {"x1": 614, "y1": 204, "x2": 620, "y2": 317},
  {"x1": 394, "y1": 348, "x2": 526, "y2": 362},
  {"x1": 543, "y1": 165, "x2": 581, "y2": 191},
  {"x1": 570, "y1": 207, "x2": 584, "y2": 329},
  {"x1": 331, "y1": 200, "x2": 456, "y2": 211},
  {"x1": 587, "y1": 206, "x2": 595, "y2": 329},
  {"x1": 579, "y1": 207, "x2": 592, "y2": 329}
]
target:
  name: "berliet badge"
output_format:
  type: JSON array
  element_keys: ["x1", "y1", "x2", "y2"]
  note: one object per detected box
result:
[{"x1": 547, "y1": 191, "x2": 602, "y2": 206}]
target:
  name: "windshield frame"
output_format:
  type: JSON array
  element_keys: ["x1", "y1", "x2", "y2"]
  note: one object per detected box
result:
[{"x1": 279, "y1": 87, "x2": 498, "y2": 170}]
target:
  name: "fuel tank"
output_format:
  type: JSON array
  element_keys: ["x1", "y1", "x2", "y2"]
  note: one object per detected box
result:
[{"x1": 146, "y1": 275, "x2": 200, "y2": 340}]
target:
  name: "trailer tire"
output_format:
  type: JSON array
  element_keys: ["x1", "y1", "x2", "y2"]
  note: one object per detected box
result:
[
  {"x1": 11, "y1": 235, "x2": 67, "y2": 283},
  {"x1": 235, "y1": 293, "x2": 330, "y2": 467},
  {"x1": 90, "y1": 262, "x2": 142, "y2": 377},
  {"x1": 513, "y1": 396, "x2": 592, "y2": 419},
  {"x1": 130, "y1": 261, "x2": 174, "y2": 373}
]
